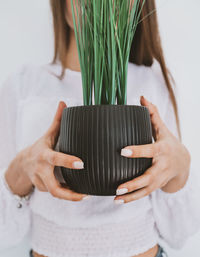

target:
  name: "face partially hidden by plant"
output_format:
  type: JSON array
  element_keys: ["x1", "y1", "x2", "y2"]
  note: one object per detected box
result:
[
  {"x1": 69, "y1": 0, "x2": 146, "y2": 106},
  {"x1": 65, "y1": 0, "x2": 80, "y2": 30},
  {"x1": 65, "y1": 0, "x2": 135, "y2": 30}
]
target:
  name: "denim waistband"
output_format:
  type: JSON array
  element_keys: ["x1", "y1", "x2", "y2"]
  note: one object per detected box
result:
[{"x1": 29, "y1": 244, "x2": 168, "y2": 257}]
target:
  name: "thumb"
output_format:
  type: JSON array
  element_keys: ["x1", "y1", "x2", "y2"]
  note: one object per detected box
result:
[
  {"x1": 45, "y1": 101, "x2": 67, "y2": 147},
  {"x1": 140, "y1": 96, "x2": 168, "y2": 140}
]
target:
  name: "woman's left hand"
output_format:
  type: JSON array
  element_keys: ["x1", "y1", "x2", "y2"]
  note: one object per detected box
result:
[{"x1": 114, "y1": 96, "x2": 191, "y2": 204}]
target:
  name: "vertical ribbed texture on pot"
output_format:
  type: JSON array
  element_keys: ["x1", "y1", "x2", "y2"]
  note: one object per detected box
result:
[{"x1": 58, "y1": 105, "x2": 152, "y2": 196}]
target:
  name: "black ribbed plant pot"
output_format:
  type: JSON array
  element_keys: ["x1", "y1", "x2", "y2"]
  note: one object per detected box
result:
[{"x1": 58, "y1": 105, "x2": 153, "y2": 196}]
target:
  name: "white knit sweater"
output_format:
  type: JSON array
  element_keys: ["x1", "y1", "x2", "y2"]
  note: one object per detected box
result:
[{"x1": 0, "y1": 60, "x2": 200, "y2": 257}]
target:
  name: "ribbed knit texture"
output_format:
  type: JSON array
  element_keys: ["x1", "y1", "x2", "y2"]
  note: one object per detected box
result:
[{"x1": 31, "y1": 212, "x2": 158, "y2": 257}]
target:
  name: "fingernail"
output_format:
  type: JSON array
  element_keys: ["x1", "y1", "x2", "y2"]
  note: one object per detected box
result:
[
  {"x1": 82, "y1": 195, "x2": 91, "y2": 200},
  {"x1": 121, "y1": 148, "x2": 132, "y2": 157},
  {"x1": 116, "y1": 188, "x2": 128, "y2": 195},
  {"x1": 73, "y1": 161, "x2": 84, "y2": 169},
  {"x1": 114, "y1": 199, "x2": 124, "y2": 204}
]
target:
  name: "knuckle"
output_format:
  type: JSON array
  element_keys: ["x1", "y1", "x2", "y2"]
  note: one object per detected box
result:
[
  {"x1": 151, "y1": 103, "x2": 158, "y2": 112},
  {"x1": 149, "y1": 175, "x2": 154, "y2": 184},
  {"x1": 164, "y1": 142, "x2": 171, "y2": 153},
  {"x1": 48, "y1": 151, "x2": 59, "y2": 166},
  {"x1": 160, "y1": 179, "x2": 168, "y2": 188},
  {"x1": 148, "y1": 185, "x2": 154, "y2": 194},
  {"x1": 49, "y1": 152, "x2": 56, "y2": 165},
  {"x1": 131, "y1": 194, "x2": 141, "y2": 201},
  {"x1": 36, "y1": 184, "x2": 46, "y2": 192},
  {"x1": 128, "y1": 182, "x2": 136, "y2": 191},
  {"x1": 144, "y1": 187, "x2": 151, "y2": 196},
  {"x1": 146, "y1": 173, "x2": 153, "y2": 184},
  {"x1": 39, "y1": 148, "x2": 48, "y2": 162},
  {"x1": 35, "y1": 168, "x2": 42, "y2": 176},
  {"x1": 42, "y1": 149, "x2": 56, "y2": 165},
  {"x1": 156, "y1": 141, "x2": 165, "y2": 155}
]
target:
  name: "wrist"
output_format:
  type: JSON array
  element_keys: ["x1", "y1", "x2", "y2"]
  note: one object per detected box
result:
[{"x1": 5, "y1": 151, "x2": 33, "y2": 197}]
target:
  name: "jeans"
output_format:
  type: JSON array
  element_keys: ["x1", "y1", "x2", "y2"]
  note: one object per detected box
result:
[{"x1": 29, "y1": 244, "x2": 168, "y2": 257}]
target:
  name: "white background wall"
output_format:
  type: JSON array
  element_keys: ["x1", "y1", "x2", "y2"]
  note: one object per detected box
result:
[{"x1": 0, "y1": 0, "x2": 200, "y2": 256}]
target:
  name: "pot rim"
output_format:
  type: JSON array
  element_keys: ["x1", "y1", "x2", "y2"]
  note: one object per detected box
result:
[{"x1": 63, "y1": 104, "x2": 148, "y2": 111}]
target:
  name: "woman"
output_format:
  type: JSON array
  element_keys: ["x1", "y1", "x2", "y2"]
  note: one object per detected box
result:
[{"x1": 1, "y1": 0, "x2": 200, "y2": 257}]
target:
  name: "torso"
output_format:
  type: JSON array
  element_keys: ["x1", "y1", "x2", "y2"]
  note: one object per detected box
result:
[
  {"x1": 32, "y1": 244, "x2": 159, "y2": 257},
  {"x1": 21, "y1": 62, "x2": 166, "y2": 257}
]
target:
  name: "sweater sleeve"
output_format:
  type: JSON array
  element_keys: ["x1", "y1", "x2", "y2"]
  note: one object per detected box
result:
[
  {"x1": 150, "y1": 88, "x2": 200, "y2": 249},
  {"x1": 0, "y1": 68, "x2": 31, "y2": 249}
]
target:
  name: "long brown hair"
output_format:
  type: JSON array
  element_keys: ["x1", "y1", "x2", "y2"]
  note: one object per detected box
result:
[{"x1": 50, "y1": 0, "x2": 181, "y2": 140}]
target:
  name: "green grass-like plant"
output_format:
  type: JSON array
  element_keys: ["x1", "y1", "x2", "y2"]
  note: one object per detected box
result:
[{"x1": 71, "y1": 0, "x2": 146, "y2": 105}]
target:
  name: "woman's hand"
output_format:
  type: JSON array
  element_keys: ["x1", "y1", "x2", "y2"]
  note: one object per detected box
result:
[
  {"x1": 5, "y1": 101, "x2": 89, "y2": 201},
  {"x1": 114, "y1": 96, "x2": 191, "y2": 204}
]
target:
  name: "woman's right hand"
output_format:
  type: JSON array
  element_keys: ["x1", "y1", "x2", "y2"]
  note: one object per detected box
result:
[{"x1": 5, "y1": 101, "x2": 89, "y2": 201}]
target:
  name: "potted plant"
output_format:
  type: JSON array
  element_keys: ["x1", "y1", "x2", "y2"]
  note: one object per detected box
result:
[{"x1": 58, "y1": 0, "x2": 152, "y2": 196}]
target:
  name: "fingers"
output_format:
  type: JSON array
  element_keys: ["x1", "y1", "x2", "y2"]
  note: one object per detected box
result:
[
  {"x1": 115, "y1": 164, "x2": 169, "y2": 203},
  {"x1": 116, "y1": 164, "x2": 156, "y2": 195},
  {"x1": 39, "y1": 169, "x2": 88, "y2": 201},
  {"x1": 115, "y1": 186, "x2": 154, "y2": 204},
  {"x1": 45, "y1": 101, "x2": 67, "y2": 147},
  {"x1": 42, "y1": 149, "x2": 84, "y2": 169},
  {"x1": 121, "y1": 142, "x2": 160, "y2": 158},
  {"x1": 140, "y1": 96, "x2": 168, "y2": 138},
  {"x1": 116, "y1": 172, "x2": 152, "y2": 196}
]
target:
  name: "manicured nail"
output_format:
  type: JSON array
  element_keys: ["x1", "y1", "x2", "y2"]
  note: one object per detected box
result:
[
  {"x1": 121, "y1": 148, "x2": 132, "y2": 157},
  {"x1": 73, "y1": 161, "x2": 84, "y2": 169},
  {"x1": 82, "y1": 195, "x2": 91, "y2": 200},
  {"x1": 114, "y1": 199, "x2": 124, "y2": 204},
  {"x1": 116, "y1": 188, "x2": 128, "y2": 195}
]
